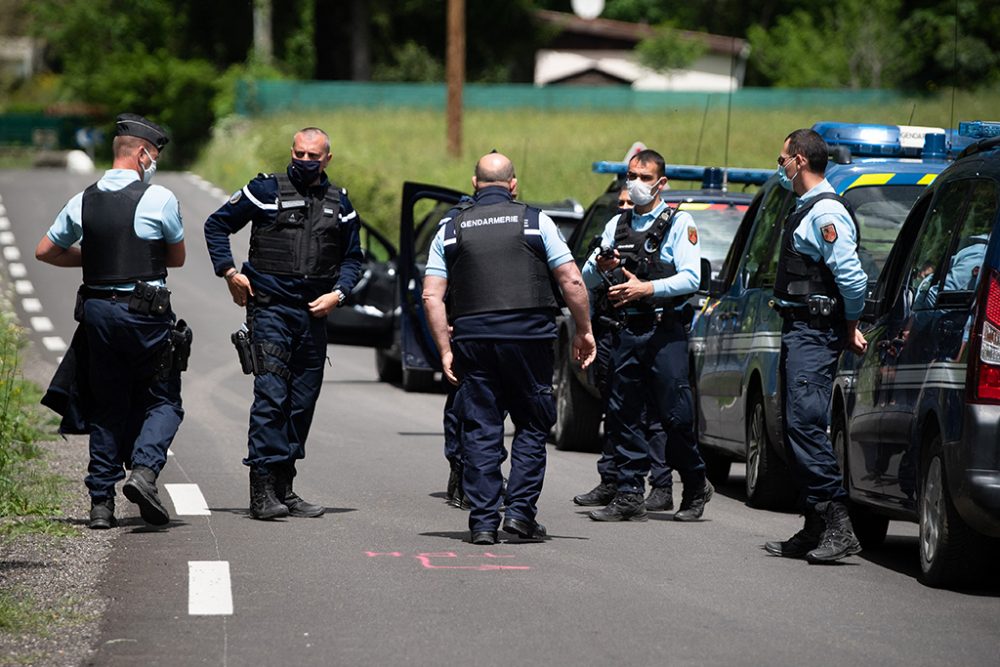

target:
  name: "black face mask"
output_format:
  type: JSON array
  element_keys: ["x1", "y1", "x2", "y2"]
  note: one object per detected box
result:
[{"x1": 289, "y1": 158, "x2": 323, "y2": 185}]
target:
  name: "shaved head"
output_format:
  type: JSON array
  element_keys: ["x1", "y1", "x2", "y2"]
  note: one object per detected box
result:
[{"x1": 474, "y1": 152, "x2": 516, "y2": 185}]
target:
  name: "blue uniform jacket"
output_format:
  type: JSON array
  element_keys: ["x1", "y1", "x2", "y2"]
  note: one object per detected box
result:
[{"x1": 203, "y1": 167, "x2": 364, "y2": 304}]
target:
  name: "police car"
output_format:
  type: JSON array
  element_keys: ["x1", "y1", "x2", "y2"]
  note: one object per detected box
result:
[
  {"x1": 691, "y1": 122, "x2": 975, "y2": 509},
  {"x1": 325, "y1": 186, "x2": 583, "y2": 392},
  {"x1": 831, "y1": 120, "x2": 1000, "y2": 587},
  {"x1": 551, "y1": 158, "x2": 772, "y2": 452}
]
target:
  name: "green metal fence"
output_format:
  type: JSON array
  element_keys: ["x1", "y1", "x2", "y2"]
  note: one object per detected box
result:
[
  {"x1": 0, "y1": 113, "x2": 96, "y2": 148},
  {"x1": 235, "y1": 80, "x2": 903, "y2": 116}
]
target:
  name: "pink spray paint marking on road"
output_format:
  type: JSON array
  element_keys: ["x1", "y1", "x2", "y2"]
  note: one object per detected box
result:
[{"x1": 365, "y1": 551, "x2": 531, "y2": 571}]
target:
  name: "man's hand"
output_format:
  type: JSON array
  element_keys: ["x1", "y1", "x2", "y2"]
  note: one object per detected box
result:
[
  {"x1": 595, "y1": 249, "x2": 620, "y2": 273},
  {"x1": 227, "y1": 273, "x2": 254, "y2": 307},
  {"x1": 846, "y1": 321, "x2": 868, "y2": 355},
  {"x1": 308, "y1": 290, "x2": 343, "y2": 318},
  {"x1": 441, "y1": 349, "x2": 459, "y2": 386},
  {"x1": 573, "y1": 330, "x2": 596, "y2": 370},
  {"x1": 607, "y1": 268, "x2": 653, "y2": 307}
]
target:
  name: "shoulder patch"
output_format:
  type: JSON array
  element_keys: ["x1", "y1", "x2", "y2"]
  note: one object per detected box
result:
[
  {"x1": 821, "y1": 223, "x2": 838, "y2": 243},
  {"x1": 687, "y1": 225, "x2": 698, "y2": 245},
  {"x1": 229, "y1": 190, "x2": 242, "y2": 204}
]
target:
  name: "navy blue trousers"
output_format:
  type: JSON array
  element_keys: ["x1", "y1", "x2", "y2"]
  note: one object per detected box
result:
[
  {"x1": 443, "y1": 384, "x2": 508, "y2": 467},
  {"x1": 779, "y1": 318, "x2": 848, "y2": 508},
  {"x1": 454, "y1": 339, "x2": 555, "y2": 533},
  {"x1": 593, "y1": 325, "x2": 671, "y2": 488},
  {"x1": 245, "y1": 299, "x2": 326, "y2": 471},
  {"x1": 606, "y1": 319, "x2": 704, "y2": 494},
  {"x1": 82, "y1": 299, "x2": 183, "y2": 500}
]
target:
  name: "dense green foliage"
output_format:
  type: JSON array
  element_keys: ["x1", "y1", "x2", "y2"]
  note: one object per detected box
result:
[{"x1": 636, "y1": 23, "x2": 707, "y2": 74}]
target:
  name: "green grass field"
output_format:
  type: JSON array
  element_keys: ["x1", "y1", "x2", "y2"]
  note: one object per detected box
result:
[{"x1": 194, "y1": 87, "x2": 1000, "y2": 238}]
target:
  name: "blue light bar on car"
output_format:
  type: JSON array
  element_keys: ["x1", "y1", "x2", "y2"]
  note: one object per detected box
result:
[
  {"x1": 812, "y1": 121, "x2": 975, "y2": 159},
  {"x1": 591, "y1": 161, "x2": 772, "y2": 187},
  {"x1": 959, "y1": 121, "x2": 1000, "y2": 138}
]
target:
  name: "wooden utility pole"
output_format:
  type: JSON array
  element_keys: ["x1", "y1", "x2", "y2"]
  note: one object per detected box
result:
[
  {"x1": 252, "y1": 0, "x2": 274, "y2": 66},
  {"x1": 446, "y1": 0, "x2": 465, "y2": 158}
]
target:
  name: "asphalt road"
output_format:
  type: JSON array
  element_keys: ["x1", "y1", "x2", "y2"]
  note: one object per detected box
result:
[{"x1": 1, "y1": 168, "x2": 997, "y2": 667}]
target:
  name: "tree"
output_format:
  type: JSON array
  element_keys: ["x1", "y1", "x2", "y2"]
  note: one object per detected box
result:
[{"x1": 636, "y1": 22, "x2": 707, "y2": 74}]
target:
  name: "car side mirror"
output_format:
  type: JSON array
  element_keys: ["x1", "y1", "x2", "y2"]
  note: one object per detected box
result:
[
  {"x1": 697, "y1": 258, "x2": 712, "y2": 294},
  {"x1": 709, "y1": 278, "x2": 727, "y2": 297}
]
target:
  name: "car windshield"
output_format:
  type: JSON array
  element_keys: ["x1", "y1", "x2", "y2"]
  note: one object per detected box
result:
[
  {"x1": 676, "y1": 203, "x2": 748, "y2": 273},
  {"x1": 413, "y1": 201, "x2": 454, "y2": 266},
  {"x1": 842, "y1": 185, "x2": 924, "y2": 286}
]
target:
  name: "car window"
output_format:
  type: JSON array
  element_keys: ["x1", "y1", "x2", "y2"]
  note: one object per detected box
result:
[
  {"x1": 678, "y1": 203, "x2": 748, "y2": 274},
  {"x1": 940, "y1": 179, "x2": 998, "y2": 293},
  {"x1": 413, "y1": 201, "x2": 455, "y2": 266},
  {"x1": 573, "y1": 192, "x2": 620, "y2": 262},
  {"x1": 358, "y1": 225, "x2": 395, "y2": 262},
  {"x1": 842, "y1": 185, "x2": 924, "y2": 290},
  {"x1": 744, "y1": 185, "x2": 790, "y2": 289},
  {"x1": 907, "y1": 180, "x2": 971, "y2": 310}
]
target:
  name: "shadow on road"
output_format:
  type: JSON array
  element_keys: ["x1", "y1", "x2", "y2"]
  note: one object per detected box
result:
[
  {"x1": 207, "y1": 506, "x2": 358, "y2": 516},
  {"x1": 861, "y1": 534, "x2": 1000, "y2": 596}
]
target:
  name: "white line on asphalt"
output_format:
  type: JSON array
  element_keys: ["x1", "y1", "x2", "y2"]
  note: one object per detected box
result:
[
  {"x1": 0, "y1": 217, "x2": 10, "y2": 231},
  {"x1": 188, "y1": 561, "x2": 233, "y2": 616},
  {"x1": 42, "y1": 337, "x2": 67, "y2": 352},
  {"x1": 167, "y1": 449, "x2": 174, "y2": 457},
  {"x1": 29, "y1": 316, "x2": 53, "y2": 332},
  {"x1": 164, "y1": 483, "x2": 211, "y2": 516},
  {"x1": 0, "y1": 203, "x2": 6, "y2": 214},
  {"x1": 21, "y1": 298, "x2": 41, "y2": 313},
  {"x1": 2, "y1": 245, "x2": 18, "y2": 260},
  {"x1": 8, "y1": 262, "x2": 26, "y2": 278},
  {"x1": 0, "y1": 231, "x2": 14, "y2": 245},
  {"x1": 14, "y1": 280, "x2": 33, "y2": 295}
]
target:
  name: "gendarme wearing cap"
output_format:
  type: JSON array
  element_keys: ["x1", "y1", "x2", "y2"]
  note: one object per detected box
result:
[{"x1": 116, "y1": 113, "x2": 169, "y2": 151}]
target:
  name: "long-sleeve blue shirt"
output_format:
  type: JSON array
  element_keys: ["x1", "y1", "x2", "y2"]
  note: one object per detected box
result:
[{"x1": 203, "y1": 167, "x2": 363, "y2": 304}]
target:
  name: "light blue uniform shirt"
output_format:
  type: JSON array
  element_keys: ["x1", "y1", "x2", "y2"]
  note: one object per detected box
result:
[
  {"x1": 47, "y1": 169, "x2": 183, "y2": 289},
  {"x1": 581, "y1": 200, "x2": 701, "y2": 306},
  {"x1": 782, "y1": 179, "x2": 868, "y2": 321},
  {"x1": 425, "y1": 210, "x2": 573, "y2": 277}
]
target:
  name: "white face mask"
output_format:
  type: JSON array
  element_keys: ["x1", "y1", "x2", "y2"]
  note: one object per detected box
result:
[
  {"x1": 141, "y1": 147, "x2": 157, "y2": 184},
  {"x1": 627, "y1": 176, "x2": 659, "y2": 206}
]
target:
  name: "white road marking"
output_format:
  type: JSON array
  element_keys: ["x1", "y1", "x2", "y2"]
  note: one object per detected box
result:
[
  {"x1": 0, "y1": 203, "x2": 6, "y2": 214},
  {"x1": 0, "y1": 217, "x2": 10, "y2": 230},
  {"x1": 21, "y1": 298, "x2": 41, "y2": 313},
  {"x1": 164, "y1": 483, "x2": 211, "y2": 516},
  {"x1": 0, "y1": 231, "x2": 14, "y2": 245},
  {"x1": 2, "y1": 245, "x2": 18, "y2": 260},
  {"x1": 167, "y1": 449, "x2": 174, "y2": 457},
  {"x1": 42, "y1": 336, "x2": 67, "y2": 352},
  {"x1": 188, "y1": 561, "x2": 233, "y2": 616},
  {"x1": 29, "y1": 316, "x2": 53, "y2": 332},
  {"x1": 14, "y1": 280, "x2": 33, "y2": 295},
  {"x1": 8, "y1": 262, "x2": 26, "y2": 278}
]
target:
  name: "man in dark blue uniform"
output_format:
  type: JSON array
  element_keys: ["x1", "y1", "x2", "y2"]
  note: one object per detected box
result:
[
  {"x1": 36, "y1": 113, "x2": 186, "y2": 529},
  {"x1": 582, "y1": 149, "x2": 712, "y2": 523},
  {"x1": 764, "y1": 128, "x2": 869, "y2": 563},
  {"x1": 423, "y1": 151, "x2": 596, "y2": 545},
  {"x1": 204, "y1": 127, "x2": 363, "y2": 520}
]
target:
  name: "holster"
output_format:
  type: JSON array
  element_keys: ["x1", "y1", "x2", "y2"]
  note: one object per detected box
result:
[
  {"x1": 232, "y1": 323, "x2": 255, "y2": 375},
  {"x1": 231, "y1": 322, "x2": 291, "y2": 380},
  {"x1": 155, "y1": 319, "x2": 193, "y2": 380}
]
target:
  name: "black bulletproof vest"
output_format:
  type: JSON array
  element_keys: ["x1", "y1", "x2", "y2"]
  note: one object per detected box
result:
[
  {"x1": 249, "y1": 173, "x2": 342, "y2": 279},
  {"x1": 613, "y1": 207, "x2": 686, "y2": 310},
  {"x1": 774, "y1": 192, "x2": 860, "y2": 303},
  {"x1": 80, "y1": 180, "x2": 166, "y2": 285},
  {"x1": 445, "y1": 199, "x2": 558, "y2": 318}
]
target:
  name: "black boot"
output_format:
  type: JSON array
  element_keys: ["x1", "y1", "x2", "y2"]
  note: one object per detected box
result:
[
  {"x1": 573, "y1": 481, "x2": 617, "y2": 507},
  {"x1": 273, "y1": 464, "x2": 325, "y2": 518},
  {"x1": 764, "y1": 508, "x2": 825, "y2": 558},
  {"x1": 806, "y1": 501, "x2": 862, "y2": 563},
  {"x1": 249, "y1": 468, "x2": 289, "y2": 520},
  {"x1": 122, "y1": 465, "x2": 170, "y2": 526},
  {"x1": 446, "y1": 462, "x2": 469, "y2": 509},
  {"x1": 674, "y1": 480, "x2": 713, "y2": 522},
  {"x1": 89, "y1": 498, "x2": 116, "y2": 530},
  {"x1": 646, "y1": 486, "x2": 674, "y2": 512},
  {"x1": 588, "y1": 492, "x2": 648, "y2": 522}
]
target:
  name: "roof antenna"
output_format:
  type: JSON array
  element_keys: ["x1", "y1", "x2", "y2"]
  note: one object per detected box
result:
[
  {"x1": 694, "y1": 94, "x2": 711, "y2": 165},
  {"x1": 722, "y1": 37, "x2": 737, "y2": 192},
  {"x1": 948, "y1": 0, "x2": 958, "y2": 144},
  {"x1": 907, "y1": 102, "x2": 917, "y2": 125}
]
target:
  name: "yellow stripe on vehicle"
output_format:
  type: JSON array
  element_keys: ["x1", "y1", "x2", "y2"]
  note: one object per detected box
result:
[
  {"x1": 846, "y1": 173, "x2": 894, "y2": 189},
  {"x1": 678, "y1": 203, "x2": 711, "y2": 211},
  {"x1": 917, "y1": 173, "x2": 938, "y2": 186}
]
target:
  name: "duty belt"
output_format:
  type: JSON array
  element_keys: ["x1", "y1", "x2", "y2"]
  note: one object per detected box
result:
[
  {"x1": 620, "y1": 310, "x2": 669, "y2": 333},
  {"x1": 770, "y1": 302, "x2": 835, "y2": 329}
]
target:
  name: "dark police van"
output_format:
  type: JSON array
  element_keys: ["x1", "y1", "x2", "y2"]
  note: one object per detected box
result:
[
  {"x1": 831, "y1": 120, "x2": 1000, "y2": 587},
  {"x1": 552, "y1": 158, "x2": 772, "y2": 452},
  {"x1": 690, "y1": 122, "x2": 975, "y2": 509}
]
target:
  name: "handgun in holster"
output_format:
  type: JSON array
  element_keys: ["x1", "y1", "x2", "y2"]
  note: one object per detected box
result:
[
  {"x1": 155, "y1": 319, "x2": 193, "y2": 380},
  {"x1": 231, "y1": 323, "x2": 255, "y2": 375}
]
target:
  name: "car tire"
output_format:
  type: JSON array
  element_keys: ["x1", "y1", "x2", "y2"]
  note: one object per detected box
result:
[
  {"x1": 553, "y1": 348, "x2": 602, "y2": 452},
  {"x1": 919, "y1": 438, "x2": 986, "y2": 588},
  {"x1": 375, "y1": 347, "x2": 401, "y2": 383},
  {"x1": 831, "y1": 409, "x2": 889, "y2": 549},
  {"x1": 702, "y1": 449, "x2": 732, "y2": 485},
  {"x1": 402, "y1": 366, "x2": 438, "y2": 393},
  {"x1": 745, "y1": 391, "x2": 795, "y2": 509}
]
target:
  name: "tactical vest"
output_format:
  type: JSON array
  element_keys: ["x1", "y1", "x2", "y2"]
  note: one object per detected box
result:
[
  {"x1": 613, "y1": 206, "x2": 687, "y2": 310},
  {"x1": 248, "y1": 173, "x2": 342, "y2": 279},
  {"x1": 445, "y1": 199, "x2": 559, "y2": 318},
  {"x1": 80, "y1": 180, "x2": 167, "y2": 286},
  {"x1": 773, "y1": 192, "x2": 860, "y2": 304}
]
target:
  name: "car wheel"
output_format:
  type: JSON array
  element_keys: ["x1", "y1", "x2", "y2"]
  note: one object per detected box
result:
[
  {"x1": 919, "y1": 439, "x2": 985, "y2": 588},
  {"x1": 375, "y1": 347, "x2": 401, "y2": 383},
  {"x1": 553, "y1": 349, "x2": 602, "y2": 452},
  {"x1": 702, "y1": 449, "x2": 732, "y2": 485},
  {"x1": 745, "y1": 391, "x2": 795, "y2": 509},
  {"x1": 831, "y1": 409, "x2": 889, "y2": 549},
  {"x1": 401, "y1": 366, "x2": 438, "y2": 393}
]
